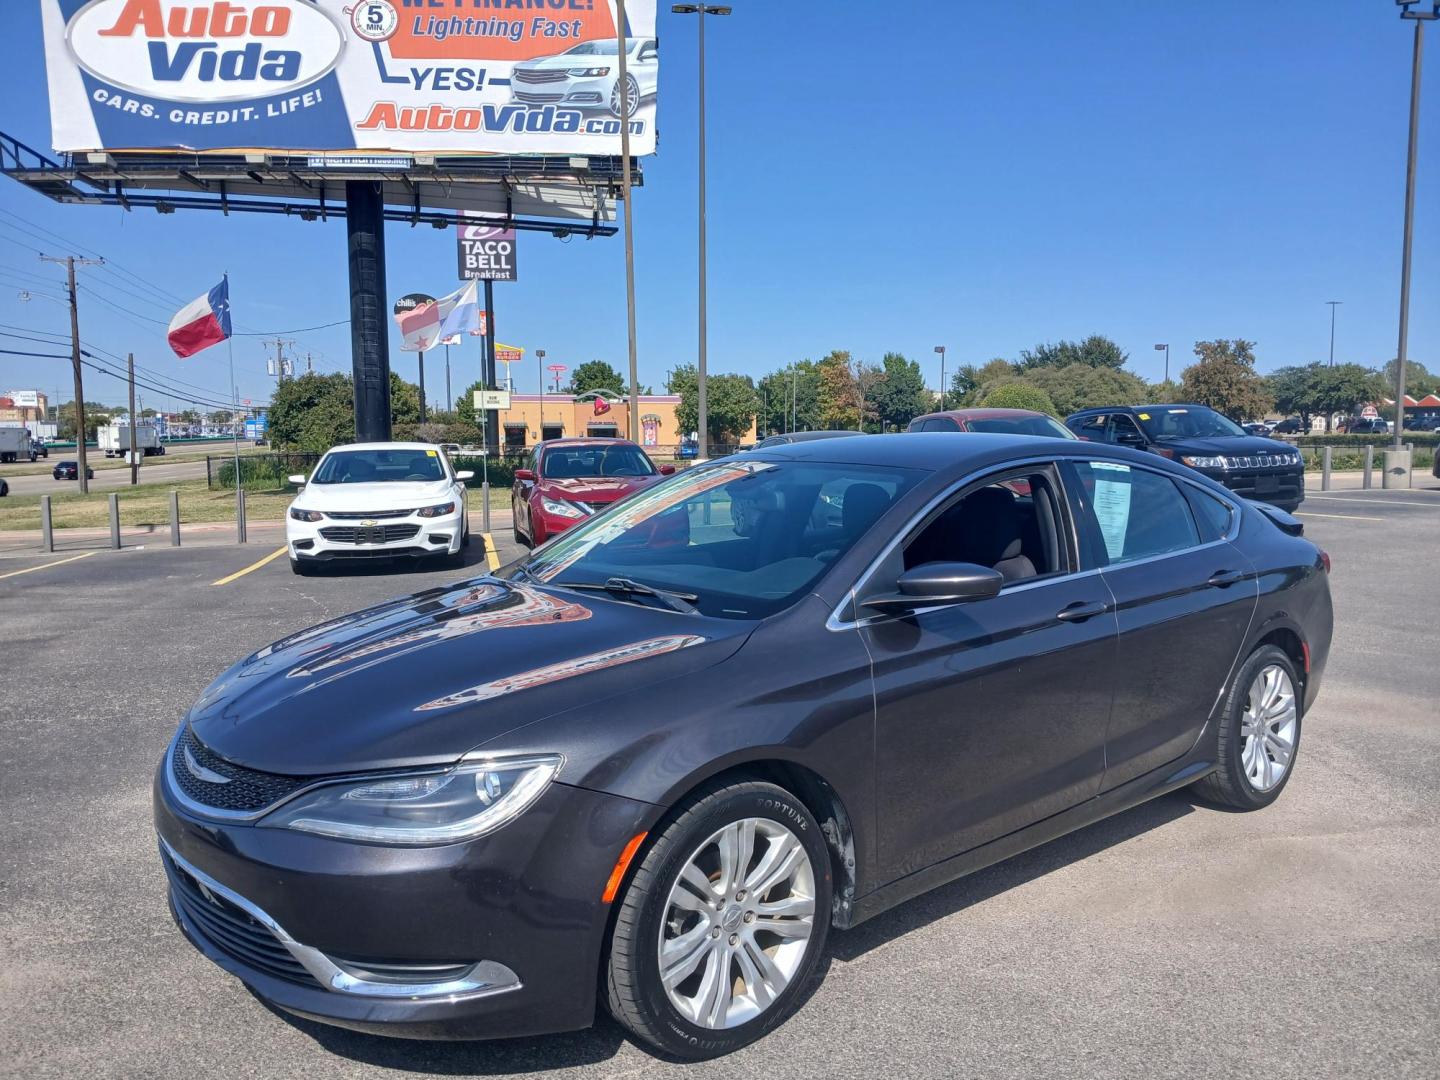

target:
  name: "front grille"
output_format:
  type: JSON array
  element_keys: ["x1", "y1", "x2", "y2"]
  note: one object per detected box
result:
[
  {"x1": 513, "y1": 68, "x2": 569, "y2": 84},
  {"x1": 1222, "y1": 454, "x2": 1297, "y2": 470},
  {"x1": 322, "y1": 509, "x2": 415, "y2": 520},
  {"x1": 514, "y1": 90, "x2": 566, "y2": 104},
  {"x1": 318, "y1": 524, "x2": 421, "y2": 544},
  {"x1": 163, "y1": 849, "x2": 318, "y2": 987},
  {"x1": 170, "y1": 726, "x2": 308, "y2": 814}
]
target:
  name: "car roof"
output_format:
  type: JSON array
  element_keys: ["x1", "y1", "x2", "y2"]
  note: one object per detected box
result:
[
  {"x1": 767, "y1": 430, "x2": 862, "y2": 442},
  {"x1": 324, "y1": 441, "x2": 445, "y2": 453},
  {"x1": 1069, "y1": 403, "x2": 1211, "y2": 417},
  {"x1": 540, "y1": 437, "x2": 640, "y2": 448},
  {"x1": 746, "y1": 431, "x2": 1094, "y2": 471},
  {"x1": 917, "y1": 408, "x2": 1055, "y2": 420}
]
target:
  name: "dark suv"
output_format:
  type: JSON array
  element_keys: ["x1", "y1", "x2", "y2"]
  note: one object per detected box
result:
[{"x1": 1065, "y1": 404, "x2": 1304, "y2": 511}]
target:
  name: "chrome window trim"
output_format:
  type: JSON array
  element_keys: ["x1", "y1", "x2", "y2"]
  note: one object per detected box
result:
[
  {"x1": 161, "y1": 837, "x2": 522, "y2": 1000},
  {"x1": 825, "y1": 454, "x2": 1244, "y2": 633}
]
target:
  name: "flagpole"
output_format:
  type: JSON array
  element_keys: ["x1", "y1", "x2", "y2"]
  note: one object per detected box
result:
[{"x1": 224, "y1": 275, "x2": 240, "y2": 491}]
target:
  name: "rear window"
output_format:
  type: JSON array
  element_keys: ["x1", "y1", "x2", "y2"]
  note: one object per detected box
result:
[{"x1": 966, "y1": 415, "x2": 1076, "y2": 439}]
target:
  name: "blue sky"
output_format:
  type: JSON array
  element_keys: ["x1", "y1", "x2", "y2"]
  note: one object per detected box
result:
[{"x1": 0, "y1": 1, "x2": 1436, "y2": 413}]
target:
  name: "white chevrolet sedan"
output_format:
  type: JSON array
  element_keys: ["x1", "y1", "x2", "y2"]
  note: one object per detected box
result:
[{"x1": 285, "y1": 443, "x2": 473, "y2": 575}]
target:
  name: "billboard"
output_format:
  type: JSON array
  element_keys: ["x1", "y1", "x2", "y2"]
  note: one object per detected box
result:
[
  {"x1": 40, "y1": 1, "x2": 659, "y2": 156},
  {"x1": 458, "y1": 220, "x2": 517, "y2": 282},
  {"x1": 6, "y1": 390, "x2": 42, "y2": 408}
]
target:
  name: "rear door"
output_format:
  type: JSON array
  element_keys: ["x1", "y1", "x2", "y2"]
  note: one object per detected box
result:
[{"x1": 1060, "y1": 459, "x2": 1258, "y2": 791}]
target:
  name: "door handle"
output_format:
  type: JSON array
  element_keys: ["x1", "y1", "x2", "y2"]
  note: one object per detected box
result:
[
  {"x1": 1207, "y1": 569, "x2": 1244, "y2": 588},
  {"x1": 1056, "y1": 600, "x2": 1109, "y2": 623}
]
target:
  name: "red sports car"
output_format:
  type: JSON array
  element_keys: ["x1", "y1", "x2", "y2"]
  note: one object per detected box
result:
[{"x1": 512, "y1": 438, "x2": 674, "y2": 547}]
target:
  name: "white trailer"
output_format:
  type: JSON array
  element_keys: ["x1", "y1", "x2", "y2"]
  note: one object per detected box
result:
[
  {"x1": 98, "y1": 422, "x2": 165, "y2": 458},
  {"x1": 0, "y1": 427, "x2": 35, "y2": 463}
]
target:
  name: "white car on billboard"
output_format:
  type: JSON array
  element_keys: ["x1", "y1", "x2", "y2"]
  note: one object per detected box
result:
[
  {"x1": 510, "y1": 38, "x2": 658, "y2": 117},
  {"x1": 285, "y1": 443, "x2": 472, "y2": 575}
]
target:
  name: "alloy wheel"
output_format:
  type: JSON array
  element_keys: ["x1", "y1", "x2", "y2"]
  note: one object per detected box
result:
[
  {"x1": 657, "y1": 818, "x2": 816, "y2": 1030},
  {"x1": 611, "y1": 76, "x2": 639, "y2": 118},
  {"x1": 1239, "y1": 663, "x2": 1298, "y2": 792}
]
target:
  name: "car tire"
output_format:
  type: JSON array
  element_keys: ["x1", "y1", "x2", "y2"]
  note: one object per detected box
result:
[
  {"x1": 1191, "y1": 644, "x2": 1302, "y2": 811},
  {"x1": 610, "y1": 74, "x2": 640, "y2": 118},
  {"x1": 605, "y1": 779, "x2": 832, "y2": 1060},
  {"x1": 0, "y1": 479, "x2": 8, "y2": 497},
  {"x1": 290, "y1": 558, "x2": 313, "y2": 577}
]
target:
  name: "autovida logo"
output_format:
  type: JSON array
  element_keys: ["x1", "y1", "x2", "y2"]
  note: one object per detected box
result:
[{"x1": 65, "y1": 0, "x2": 346, "y2": 104}]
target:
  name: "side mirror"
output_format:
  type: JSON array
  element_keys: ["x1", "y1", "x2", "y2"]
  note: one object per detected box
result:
[
  {"x1": 287, "y1": 474, "x2": 306, "y2": 485},
  {"x1": 514, "y1": 468, "x2": 535, "y2": 482},
  {"x1": 658, "y1": 464, "x2": 676, "y2": 475},
  {"x1": 455, "y1": 470, "x2": 475, "y2": 481},
  {"x1": 862, "y1": 562, "x2": 1004, "y2": 613}
]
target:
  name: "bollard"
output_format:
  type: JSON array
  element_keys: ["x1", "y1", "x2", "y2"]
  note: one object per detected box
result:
[
  {"x1": 236, "y1": 487, "x2": 247, "y2": 544},
  {"x1": 1382, "y1": 448, "x2": 1412, "y2": 490},
  {"x1": 108, "y1": 493, "x2": 121, "y2": 549},
  {"x1": 169, "y1": 489, "x2": 181, "y2": 546},
  {"x1": 481, "y1": 481, "x2": 491, "y2": 534},
  {"x1": 1363, "y1": 444, "x2": 1374, "y2": 489},
  {"x1": 1321, "y1": 446, "x2": 1332, "y2": 491},
  {"x1": 40, "y1": 495, "x2": 53, "y2": 553}
]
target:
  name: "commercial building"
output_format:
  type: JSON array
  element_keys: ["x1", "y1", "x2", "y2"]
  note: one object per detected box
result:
[
  {"x1": 493, "y1": 394, "x2": 756, "y2": 453},
  {"x1": 0, "y1": 390, "x2": 48, "y2": 425}
]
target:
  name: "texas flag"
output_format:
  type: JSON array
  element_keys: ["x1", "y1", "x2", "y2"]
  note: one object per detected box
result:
[{"x1": 168, "y1": 278, "x2": 232, "y2": 358}]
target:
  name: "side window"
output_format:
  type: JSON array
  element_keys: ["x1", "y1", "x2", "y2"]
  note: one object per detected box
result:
[
  {"x1": 1071, "y1": 414, "x2": 1109, "y2": 442},
  {"x1": 924, "y1": 418, "x2": 958, "y2": 432},
  {"x1": 1067, "y1": 462, "x2": 1200, "y2": 566},
  {"x1": 1108, "y1": 414, "x2": 1146, "y2": 446},
  {"x1": 903, "y1": 468, "x2": 1069, "y2": 584},
  {"x1": 1183, "y1": 485, "x2": 1236, "y2": 542}
]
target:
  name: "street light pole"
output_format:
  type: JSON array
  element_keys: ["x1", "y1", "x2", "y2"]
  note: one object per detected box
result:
[
  {"x1": 933, "y1": 346, "x2": 946, "y2": 410},
  {"x1": 1326, "y1": 301, "x2": 1342, "y2": 366},
  {"x1": 535, "y1": 348, "x2": 546, "y2": 443},
  {"x1": 1393, "y1": 2, "x2": 1435, "y2": 448},
  {"x1": 1154, "y1": 343, "x2": 1169, "y2": 384},
  {"x1": 674, "y1": 4, "x2": 732, "y2": 459}
]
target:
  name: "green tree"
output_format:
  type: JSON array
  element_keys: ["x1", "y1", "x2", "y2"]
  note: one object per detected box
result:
[
  {"x1": 453, "y1": 379, "x2": 493, "y2": 439},
  {"x1": 1019, "y1": 335, "x2": 1129, "y2": 371},
  {"x1": 1312, "y1": 364, "x2": 1389, "y2": 431},
  {"x1": 565, "y1": 360, "x2": 628, "y2": 397},
  {"x1": 757, "y1": 361, "x2": 822, "y2": 435},
  {"x1": 1381, "y1": 357, "x2": 1440, "y2": 398},
  {"x1": 872, "y1": 352, "x2": 931, "y2": 431},
  {"x1": 1179, "y1": 339, "x2": 1273, "y2": 422},
  {"x1": 389, "y1": 372, "x2": 421, "y2": 426},
  {"x1": 1021, "y1": 363, "x2": 1150, "y2": 417},
  {"x1": 950, "y1": 358, "x2": 1019, "y2": 405},
  {"x1": 1266, "y1": 365, "x2": 1323, "y2": 430},
  {"x1": 816, "y1": 350, "x2": 860, "y2": 429},
  {"x1": 980, "y1": 382, "x2": 1059, "y2": 416},
  {"x1": 1146, "y1": 378, "x2": 1183, "y2": 404},
  {"x1": 267, "y1": 372, "x2": 355, "y2": 453},
  {"x1": 672, "y1": 365, "x2": 759, "y2": 445}
]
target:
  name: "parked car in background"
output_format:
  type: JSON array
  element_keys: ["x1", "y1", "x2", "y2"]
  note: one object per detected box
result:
[
  {"x1": 512, "y1": 438, "x2": 673, "y2": 547},
  {"x1": 154, "y1": 434, "x2": 1332, "y2": 1059},
  {"x1": 1243, "y1": 422, "x2": 1274, "y2": 437},
  {"x1": 907, "y1": 408, "x2": 1077, "y2": 438},
  {"x1": 1343, "y1": 417, "x2": 1390, "y2": 435},
  {"x1": 751, "y1": 430, "x2": 866, "y2": 449},
  {"x1": 52, "y1": 460, "x2": 93, "y2": 481},
  {"x1": 0, "y1": 478, "x2": 8, "y2": 497},
  {"x1": 1403, "y1": 415, "x2": 1440, "y2": 432},
  {"x1": 510, "y1": 37, "x2": 658, "y2": 118},
  {"x1": 284, "y1": 442, "x2": 474, "y2": 575},
  {"x1": 1065, "y1": 404, "x2": 1305, "y2": 512},
  {"x1": 1270, "y1": 418, "x2": 1305, "y2": 435},
  {"x1": 677, "y1": 439, "x2": 699, "y2": 460}
]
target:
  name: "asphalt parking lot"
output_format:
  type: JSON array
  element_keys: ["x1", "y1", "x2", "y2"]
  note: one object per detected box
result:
[{"x1": 2, "y1": 490, "x2": 1437, "y2": 1080}]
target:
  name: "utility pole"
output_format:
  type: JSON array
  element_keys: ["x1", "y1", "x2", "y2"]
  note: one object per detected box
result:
[
  {"x1": 1326, "y1": 302, "x2": 1342, "y2": 366},
  {"x1": 418, "y1": 348, "x2": 428, "y2": 423},
  {"x1": 934, "y1": 345, "x2": 946, "y2": 410},
  {"x1": 616, "y1": 0, "x2": 641, "y2": 444},
  {"x1": 127, "y1": 353, "x2": 138, "y2": 486},
  {"x1": 536, "y1": 348, "x2": 546, "y2": 439},
  {"x1": 40, "y1": 254, "x2": 103, "y2": 494}
]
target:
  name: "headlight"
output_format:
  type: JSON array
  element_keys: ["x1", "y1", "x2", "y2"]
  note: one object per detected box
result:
[
  {"x1": 1181, "y1": 455, "x2": 1227, "y2": 469},
  {"x1": 568, "y1": 66, "x2": 610, "y2": 76},
  {"x1": 289, "y1": 507, "x2": 323, "y2": 522},
  {"x1": 541, "y1": 495, "x2": 589, "y2": 519},
  {"x1": 260, "y1": 755, "x2": 563, "y2": 845},
  {"x1": 416, "y1": 501, "x2": 457, "y2": 518}
]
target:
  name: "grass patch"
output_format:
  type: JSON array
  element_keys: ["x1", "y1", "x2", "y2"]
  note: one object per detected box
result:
[{"x1": 0, "y1": 479, "x2": 293, "y2": 531}]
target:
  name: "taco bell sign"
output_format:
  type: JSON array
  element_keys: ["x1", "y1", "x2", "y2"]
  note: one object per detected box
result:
[{"x1": 458, "y1": 221, "x2": 517, "y2": 283}]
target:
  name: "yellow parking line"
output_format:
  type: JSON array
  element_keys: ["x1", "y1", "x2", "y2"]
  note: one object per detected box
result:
[
  {"x1": 1297, "y1": 511, "x2": 1385, "y2": 522},
  {"x1": 0, "y1": 550, "x2": 96, "y2": 581},
  {"x1": 481, "y1": 532, "x2": 500, "y2": 572},
  {"x1": 211, "y1": 545, "x2": 288, "y2": 586}
]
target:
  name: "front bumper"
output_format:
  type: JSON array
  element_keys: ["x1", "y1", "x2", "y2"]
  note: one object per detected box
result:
[
  {"x1": 1193, "y1": 467, "x2": 1305, "y2": 512},
  {"x1": 510, "y1": 74, "x2": 611, "y2": 109},
  {"x1": 287, "y1": 510, "x2": 463, "y2": 563},
  {"x1": 153, "y1": 753, "x2": 653, "y2": 1040}
]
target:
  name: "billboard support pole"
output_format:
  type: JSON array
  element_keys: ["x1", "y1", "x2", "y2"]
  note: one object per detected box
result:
[
  {"x1": 483, "y1": 280, "x2": 499, "y2": 457},
  {"x1": 616, "y1": 0, "x2": 640, "y2": 443},
  {"x1": 418, "y1": 348, "x2": 428, "y2": 424},
  {"x1": 347, "y1": 182, "x2": 391, "y2": 443}
]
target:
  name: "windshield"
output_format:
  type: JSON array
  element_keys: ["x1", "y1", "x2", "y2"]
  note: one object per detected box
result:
[
  {"x1": 1135, "y1": 407, "x2": 1247, "y2": 440},
  {"x1": 312, "y1": 448, "x2": 447, "y2": 484},
  {"x1": 519, "y1": 460, "x2": 924, "y2": 620},
  {"x1": 564, "y1": 40, "x2": 626, "y2": 55},
  {"x1": 542, "y1": 444, "x2": 656, "y2": 479},
  {"x1": 967, "y1": 415, "x2": 1076, "y2": 439}
]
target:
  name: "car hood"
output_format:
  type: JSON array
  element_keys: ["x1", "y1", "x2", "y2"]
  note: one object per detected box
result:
[
  {"x1": 1156, "y1": 435, "x2": 1297, "y2": 456},
  {"x1": 294, "y1": 479, "x2": 453, "y2": 513},
  {"x1": 187, "y1": 578, "x2": 750, "y2": 776},
  {"x1": 539, "y1": 475, "x2": 660, "y2": 502},
  {"x1": 518, "y1": 54, "x2": 613, "y2": 72}
]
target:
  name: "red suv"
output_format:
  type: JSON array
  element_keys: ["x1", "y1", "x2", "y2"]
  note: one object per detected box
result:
[
  {"x1": 512, "y1": 438, "x2": 674, "y2": 547},
  {"x1": 907, "y1": 408, "x2": 1077, "y2": 438}
]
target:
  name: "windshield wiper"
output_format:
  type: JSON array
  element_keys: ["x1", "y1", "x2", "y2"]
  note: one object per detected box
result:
[{"x1": 553, "y1": 576, "x2": 699, "y2": 615}]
